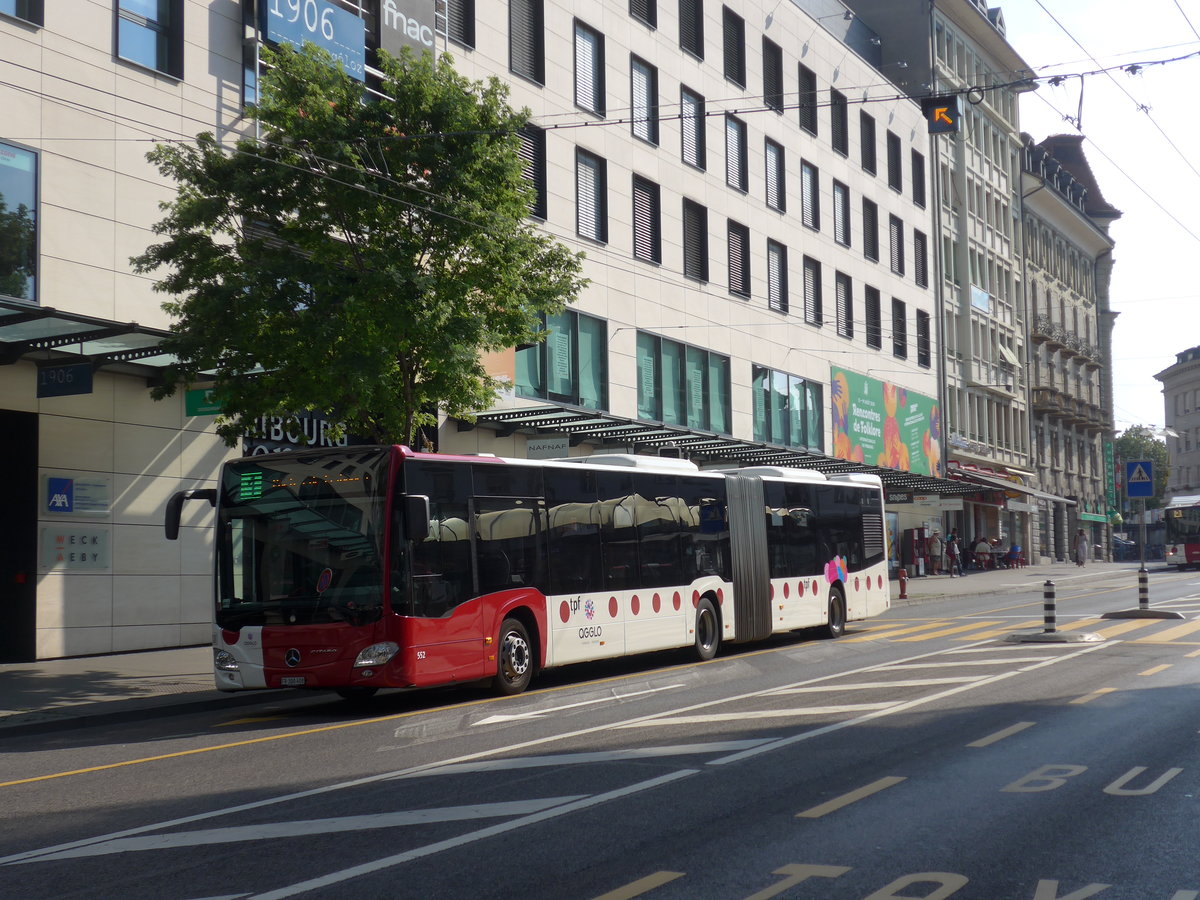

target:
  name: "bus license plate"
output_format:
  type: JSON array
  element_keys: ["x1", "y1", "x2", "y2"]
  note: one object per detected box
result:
[{"x1": 280, "y1": 676, "x2": 306, "y2": 686}]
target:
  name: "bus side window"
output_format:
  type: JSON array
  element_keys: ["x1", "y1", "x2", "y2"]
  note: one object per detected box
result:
[
  {"x1": 634, "y1": 473, "x2": 683, "y2": 589},
  {"x1": 598, "y1": 470, "x2": 639, "y2": 592},
  {"x1": 545, "y1": 468, "x2": 603, "y2": 595}
]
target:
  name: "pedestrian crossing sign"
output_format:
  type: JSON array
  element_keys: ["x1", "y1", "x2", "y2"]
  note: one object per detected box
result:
[{"x1": 1126, "y1": 460, "x2": 1154, "y2": 498}]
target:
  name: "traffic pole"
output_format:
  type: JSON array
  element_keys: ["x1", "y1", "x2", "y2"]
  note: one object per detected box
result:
[
  {"x1": 1042, "y1": 580, "x2": 1056, "y2": 634},
  {"x1": 1007, "y1": 579, "x2": 1101, "y2": 644},
  {"x1": 1138, "y1": 566, "x2": 1149, "y2": 611},
  {"x1": 1101, "y1": 564, "x2": 1183, "y2": 619}
]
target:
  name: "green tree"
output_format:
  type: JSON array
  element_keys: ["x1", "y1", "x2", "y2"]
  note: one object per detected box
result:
[
  {"x1": 1115, "y1": 425, "x2": 1170, "y2": 509},
  {"x1": 133, "y1": 43, "x2": 585, "y2": 446}
]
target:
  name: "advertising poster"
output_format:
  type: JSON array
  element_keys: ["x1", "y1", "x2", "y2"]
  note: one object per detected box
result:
[{"x1": 831, "y1": 367, "x2": 942, "y2": 476}]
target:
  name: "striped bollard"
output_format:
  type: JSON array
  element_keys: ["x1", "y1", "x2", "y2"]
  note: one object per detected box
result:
[
  {"x1": 1042, "y1": 580, "x2": 1056, "y2": 634},
  {"x1": 1138, "y1": 567, "x2": 1149, "y2": 611}
]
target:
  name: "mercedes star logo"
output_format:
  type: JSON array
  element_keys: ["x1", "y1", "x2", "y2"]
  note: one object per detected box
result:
[{"x1": 284, "y1": 648, "x2": 301, "y2": 668}]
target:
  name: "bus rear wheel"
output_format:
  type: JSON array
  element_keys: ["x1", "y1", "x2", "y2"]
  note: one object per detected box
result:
[
  {"x1": 694, "y1": 597, "x2": 720, "y2": 661},
  {"x1": 822, "y1": 587, "x2": 846, "y2": 639},
  {"x1": 495, "y1": 618, "x2": 533, "y2": 695}
]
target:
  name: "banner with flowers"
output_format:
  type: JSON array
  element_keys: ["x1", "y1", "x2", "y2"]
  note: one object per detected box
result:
[{"x1": 830, "y1": 368, "x2": 942, "y2": 477}]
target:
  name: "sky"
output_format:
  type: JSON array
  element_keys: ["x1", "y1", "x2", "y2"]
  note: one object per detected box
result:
[{"x1": 994, "y1": 0, "x2": 1200, "y2": 434}]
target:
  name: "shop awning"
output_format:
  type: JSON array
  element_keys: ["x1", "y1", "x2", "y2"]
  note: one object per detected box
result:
[
  {"x1": 948, "y1": 467, "x2": 1077, "y2": 505},
  {"x1": 466, "y1": 405, "x2": 982, "y2": 497}
]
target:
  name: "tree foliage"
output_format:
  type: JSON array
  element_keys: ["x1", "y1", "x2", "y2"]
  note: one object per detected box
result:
[
  {"x1": 0, "y1": 198, "x2": 35, "y2": 300},
  {"x1": 1115, "y1": 425, "x2": 1170, "y2": 508},
  {"x1": 133, "y1": 43, "x2": 586, "y2": 445}
]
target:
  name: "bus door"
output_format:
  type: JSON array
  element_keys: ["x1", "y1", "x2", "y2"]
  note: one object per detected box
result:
[{"x1": 472, "y1": 495, "x2": 547, "y2": 614}]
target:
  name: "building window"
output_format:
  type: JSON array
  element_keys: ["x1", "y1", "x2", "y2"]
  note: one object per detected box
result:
[
  {"x1": 865, "y1": 285, "x2": 882, "y2": 349},
  {"x1": 637, "y1": 332, "x2": 730, "y2": 433},
  {"x1": 510, "y1": 0, "x2": 545, "y2": 83},
  {"x1": 680, "y1": 87, "x2": 706, "y2": 170},
  {"x1": 916, "y1": 310, "x2": 931, "y2": 368},
  {"x1": 631, "y1": 57, "x2": 659, "y2": 144},
  {"x1": 886, "y1": 130, "x2": 902, "y2": 191},
  {"x1": 763, "y1": 37, "x2": 783, "y2": 111},
  {"x1": 576, "y1": 149, "x2": 607, "y2": 243},
  {"x1": 725, "y1": 115, "x2": 748, "y2": 192},
  {"x1": 632, "y1": 175, "x2": 662, "y2": 264},
  {"x1": 832, "y1": 180, "x2": 850, "y2": 247},
  {"x1": 630, "y1": 0, "x2": 656, "y2": 28},
  {"x1": 889, "y1": 215, "x2": 904, "y2": 275},
  {"x1": 830, "y1": 89, "x2": 848, "y2": 155},
  {"x1": 803, "y1": 256, "x2": 822, "y2": 326},
  {"x1": 767, "y1": 240, "x2": 788, "y2": 313},
  {"x1": 912, "y1": 149, "x2": 926, "y2": 207},
  {"x1": 682, "y1": 198, "x2": 709, "y2": 282},
  {"x1": 862, "y1": 198, "x2": 879, "y2": 262},
  {"x1": 892, "y1": 297, "x2": 907, "y2": 359},
  {"x1": 0, "y1": 140, "x2": 37, "y2": 302},
  {"x1": 679, "y1": 0, "x2": 703, "y2": 58},
  {"x1": 117, "y1": 0, "x2": 182, "y2": 77},
  {"x1": 860, "y1": 111, "x2": 876, "y2": 174},
  {"x1": 1, "y1": 0, "x2": 42, "y2": 25},
  {"x1": 914, "y1": 229, "x2": 929, "y2": 287},
  {"x1": 752, "y1": 366, "x2": 823, "y2": 451},
  {"x1": 727, "y1": 220, "x2": 750, "y2": 298},
  {"x1": 765, "y1": 138, "x2": 785, "y2": 212},
  {"x1": 801, "y1": 160, "x2": 820, "y2": 230},
  {"x1": 445, "y1": 0, "x2": 475, "y2": 48},
  {"x1": 574, "y1": 21, "x2": 605, "y2": 114},
  {"x1": 798, "y1": 64, "x2": 817, "y2": 135},
  {"x1": 722, "y1": 6, "x2": 745, "y2": 86},
  {"x1": 517, "y1": 310, "x2": 607, "y2": 410},
  {"x1": 835, "y1": 272, "x2": 853, "y2": 339},
  {"x1": 518, "y1": 124, "x2": 547, "y2": 220}
]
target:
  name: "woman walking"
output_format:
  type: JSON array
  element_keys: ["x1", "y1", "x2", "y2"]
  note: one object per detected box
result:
[{"x1": 1074, "y1": 528, "x2": 1089, "y2": 567}]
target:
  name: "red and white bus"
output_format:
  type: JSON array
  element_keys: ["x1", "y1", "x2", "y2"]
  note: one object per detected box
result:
[
  {"x1": 166, "y1": 446, "x2": 890, "y2": 697},
  {"x1": 1165, "y1": 494, "x2": 1200, "y2": 570}
]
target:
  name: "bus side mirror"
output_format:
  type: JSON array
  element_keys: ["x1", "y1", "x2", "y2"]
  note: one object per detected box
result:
[
  {"x1": 165, "y1": 489, "x2": 217, "y2": 540},
  {"x1": 404, "y1": 495, "x2": 430, "y2": 542}
]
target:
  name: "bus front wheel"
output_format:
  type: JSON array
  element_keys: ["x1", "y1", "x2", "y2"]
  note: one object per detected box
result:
[
  {"x1": 694, "y1": 597, "x2": 720, "y2": 661},
  {"x1": 495, "y1": 618, "x2": 534, "y2": 695},
  {"x1": 822, "y1": 587, "x2": 846, "y2": 639}
]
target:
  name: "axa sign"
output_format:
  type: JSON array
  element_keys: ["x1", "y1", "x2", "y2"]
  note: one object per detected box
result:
[{"x1": 380, "y1": 0, "x2": 436, "y2": 57}]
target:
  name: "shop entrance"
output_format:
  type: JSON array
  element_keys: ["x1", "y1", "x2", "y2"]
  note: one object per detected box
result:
[{"x1": 1, "y1": 409, "x2": 37, "y2": 661}]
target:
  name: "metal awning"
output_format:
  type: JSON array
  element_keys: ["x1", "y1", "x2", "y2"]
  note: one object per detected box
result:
[
  {"x1": 466, "y1": 405, "x2": 982, "y2": 497},
  {"x1": 948, "y1": 467, "x2": 1077, "y2": 505},
  {"x1": 0, "y1": 299, "x2": 175, "y2": 381}
]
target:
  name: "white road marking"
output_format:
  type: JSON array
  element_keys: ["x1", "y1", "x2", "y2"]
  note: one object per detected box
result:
[
  {"x1": 620, "y1": 702, "x2": 902, "y2": 726},
  {"x1": 878, "y1": 657, "x2": 1055, "y2": 669},
  {"x1": 470, "y1": 684, "x2": 684, "y2": 726},
  {"x1": 13, "y1": 798, "x2": 588, "y2": 862},
  {"x1": 770, "y1": 677, "x2": 983, "y2": 692}
]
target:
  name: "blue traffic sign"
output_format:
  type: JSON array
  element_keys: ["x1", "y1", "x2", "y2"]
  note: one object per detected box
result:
[{"x1": 1125, "y1": 460, "x2": 1154, "y2": 498}]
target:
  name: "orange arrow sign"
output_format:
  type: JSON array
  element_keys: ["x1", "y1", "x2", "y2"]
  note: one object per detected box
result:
[{"x1": 934, "y1": 107, "x2": 953, "y2": 125}]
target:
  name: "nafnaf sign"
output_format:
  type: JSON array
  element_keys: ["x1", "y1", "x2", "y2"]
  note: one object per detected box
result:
[
  {"x1": 261, "y1": 0, "x2": 366, "y2": 81},
  {"x1": 379, "y1": 0, "x2": 436, "y2": 57}
]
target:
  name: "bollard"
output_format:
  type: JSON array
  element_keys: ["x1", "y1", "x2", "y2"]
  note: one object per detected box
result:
[
  {"x1": 1042, "y1": 580, "x2": 1056, "y2": 633},
  {"x1": 898, "y1": 567, "x2": 908, "y2": 600},
  {"x1": 1138, "y1": 566, "x2": 1149, "y2": 611}
]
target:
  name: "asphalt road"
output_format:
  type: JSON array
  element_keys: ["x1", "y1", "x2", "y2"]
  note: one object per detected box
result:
[{"x1": 3, "y1": 571, "x2": 1200, "y2": 899}]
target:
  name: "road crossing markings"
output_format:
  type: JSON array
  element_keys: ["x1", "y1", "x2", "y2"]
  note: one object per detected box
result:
[
  {"x1": 1071, "y1": 688, "x2": 1117, "y2": 705},
  {"x1": 967, "y1": 721, "x2": 1036, "y2": 748},
  {"x1": 796, "y1": 776, "x2": 906, "y2": 819},
  {"x1": 841, "y1": 621, "x2": 954, "y2": 642},
  {"x1": 1139, "y1": 664, "x2": 1172, "y2": 677},
  {"x1": 1187, "y1": 649, "x2": 1200, "y2": 658},
  {"x1": 1049, "y1": 617, "x2": 1106, "y2": 633},
  {"x1": 1090, "y1": 619, "x2": 1160, "y2": 639},
  {"x1": 954, "y1": 620, "x2": 1046, "y2": 640},
  {"x1": 591, "y1": 872, "x2": 685, "y2": 900},
  {"x1": 893, "y1": 621, "x2": 1004, "y2": 641},
  {"x1": 1133, "y1": 618, "x2": 1200, "y2": 643}
]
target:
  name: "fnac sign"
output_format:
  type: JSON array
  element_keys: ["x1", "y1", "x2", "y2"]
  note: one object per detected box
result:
[{"x1": 380, "y1": 0, "x2": 435, "y2": 56}]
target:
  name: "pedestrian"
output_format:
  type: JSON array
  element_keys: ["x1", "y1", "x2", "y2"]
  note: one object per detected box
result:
[
  {"x1": 1074, "y1": 528, "x2": 1089, "y2": 567},
  {"x1": 974, "y1": 536, "x2": 992, "y2": 570},
  {"x1": 945, "y1": 531, "x2": 962, "y2": 576},
  {"x1": 927, "y1": 530, "x2": 944, "y2": 575}
]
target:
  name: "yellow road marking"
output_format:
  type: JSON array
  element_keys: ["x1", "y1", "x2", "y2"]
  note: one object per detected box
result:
[
  {"x1": 967, "y1": 721, "x2": 1036, "y2": 748},
  {"x1": 1091, "y1": 619, "x2": 1159, "y2": 638},
  {"x1": 796, "y1": 776, "x2": 906, "y2": 818},
  {"x1": 1187, "y1": 649, "x2": 1200, "y2": 658},
  {"x1": 591, "y1": 872, "x2": 685, "y2": 900},
  {"x1": 1139, "y1": 664, "x2": 1172, "y2": 677},
  {"x1": 894, "y1": 621, "x2": 1003, "y2": 641},
  {"x1": 954, "y1": 619, "x2": 1045, "y2": 640},
  {"x1": 1051, "y1": 618, "x2": 1105, "y2": 632},
  {"x1": 1071, "y1": 687, "x2": 1117, "y2": 705},
  {"x1": 1134, "y1": 619, "x2": 1200, "y2": 643},
  {"x1": 842, "y1": 622, "x2": 952, "y2": 643}
]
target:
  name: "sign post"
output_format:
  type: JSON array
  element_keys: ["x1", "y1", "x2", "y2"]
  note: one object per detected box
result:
[{"x1": 1125, "y1": 460, "x2": 1153, "y2": 569}]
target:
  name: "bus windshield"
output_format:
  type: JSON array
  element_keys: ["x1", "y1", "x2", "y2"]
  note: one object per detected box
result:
[{"x1": 216, "y1": 448, "x2": 391, "y2": 629}]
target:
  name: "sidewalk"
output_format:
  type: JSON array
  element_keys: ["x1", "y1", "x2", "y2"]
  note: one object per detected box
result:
[{"x1": 0, "y1": 561, "x2": 1165, "y2": 733}]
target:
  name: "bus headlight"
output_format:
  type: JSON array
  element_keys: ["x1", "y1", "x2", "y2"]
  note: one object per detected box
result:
[
  {"x1": 354, "y1": 642, "x2": 399, "y2": 668},
  {"x1": 214, "y1": 649, "x2": 240, "y2": 672}
]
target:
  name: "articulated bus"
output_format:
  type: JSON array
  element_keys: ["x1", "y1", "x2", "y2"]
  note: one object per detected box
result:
[
  {"x1": 1165, "y1": 494, "x2": 1200, "y2": 570},
  {"x1": 165, "y1": 445, "x2": 890, "y2": 697}
]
